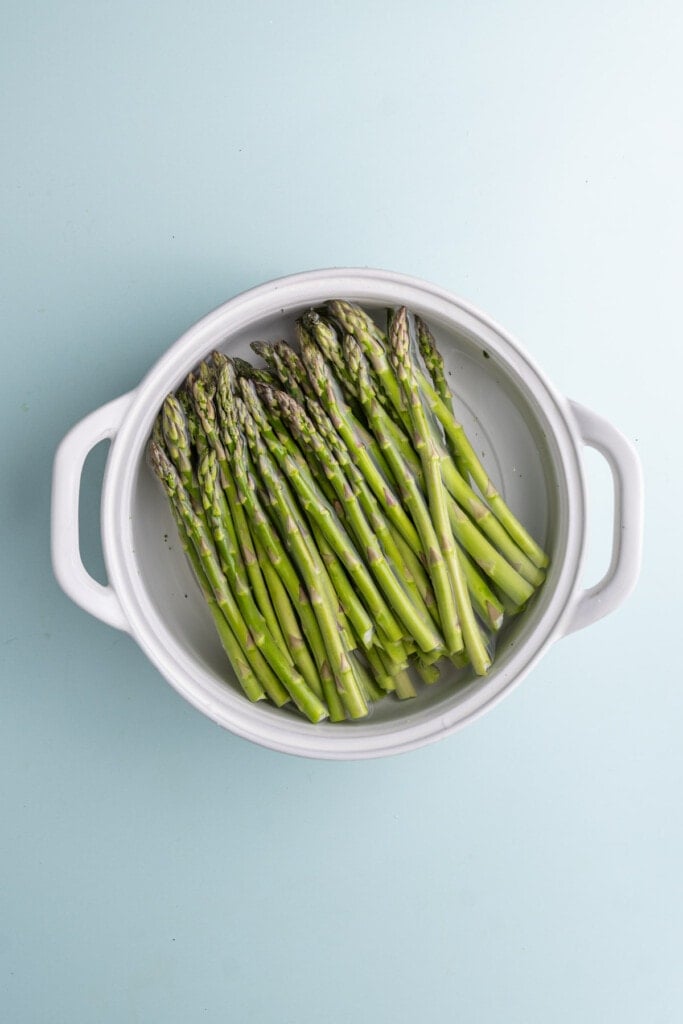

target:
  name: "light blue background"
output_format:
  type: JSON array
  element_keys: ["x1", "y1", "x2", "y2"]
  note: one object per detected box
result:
[{"x1": 2, "y1": 2, "x2": 681, "y2": 1021}]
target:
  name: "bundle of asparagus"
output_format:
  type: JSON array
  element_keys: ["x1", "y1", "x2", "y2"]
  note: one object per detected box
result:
[{"x1": 148, "y1": 301, "x2": 549, "y2": 723}]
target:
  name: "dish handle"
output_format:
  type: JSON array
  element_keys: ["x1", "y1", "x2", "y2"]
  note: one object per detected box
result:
[
  {"x1": 51, "y1": 392, "x2": 135, "y2": 632},
  {"x1": 561, "y1": 400, "x2": 643, "y2": 636}
]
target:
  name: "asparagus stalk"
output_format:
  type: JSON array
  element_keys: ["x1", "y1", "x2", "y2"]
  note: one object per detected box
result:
[
  {"x1": 351, "y1": 653, "x2": 387, "y2": 703},
  {"x1": 354, "y1": 346, "x2": 465, "y2": 656},
  {"x1": 159, "y1": 460, "x2": 267, "y2": 704},
  {"x1": 415, "y1": 314, "x2": 453, "y2": 414},
  {"x1": 197, "y1": 449, "x2": 264, "y2": 645},
  {"x1": 270, "y1": 387, "x2": 445, "y2": 655},
  {"x1": 254, "y1": 533, "x2": 324, "y2": 701},
  {"x1": 333, "y1": 303, "x2": 549, "y2": 573},
  {"x1": 458, "y1": 548, "x2": 505, "y2": 632},
  {"x1": 300, "y1": 339, "x2": 424, "y2": 558},
  {"x1": 326, "y1": 299, "x2": 408, "y2": 427},
  {"x1": 179, "y1": 378, "x2": 210, "y2": 459},
  {"x1": 414, "y1": 658, "x2": 441, "y2": 685},
  {"x1": 310, "y1": 523, "x2": 375, "y2": 649},
  {"x1": 232, "y1": 356, "x2": 279, "y2": 387},
  {"x1": 247, "y1": 386, "x2": 369, "y2": 655},
  {"x1": 194, "y1": 364, "x2": 292, "y2": 650},
  {"x1": 237, "y1": 388, "x2": 406, "y2": 648},
  {"x1": 149, "y1": 442, "x2": 329, "y2": 722},
  {"x1": 236, "y1": 400, "x2": 369, "y2": 719},
  {"x1": 416, "y1": 369, "x2": 549, "y2": 569},
  {"x1": 251, "y1": 339, "x2": 314, "y2": 409},
  {"x1": 193, "y1": 446, "x2": 342, "y2": 715},
  {"x1": 447, "y1": 498, "x2": 534, "y2": 606},
  {"x1": 389, "y1": 308, "x2": 491, "y2": 675},
  {"x1": 249, "y1": 341, "x2": 278, "y2": 374},
  {"x1": 345, "y1": 333, "x2": 544, "y2": 587},
  {"x1": 190, "y1": 373, "x2": 336, "y2": 715},
  {"x1": 161, "y1": 393, "x2": 205, "y2": 514},
  {"x1": 441, "y1": 457, "x2": 546, "y2": 587},
  {"x1": 197, "y1": 359, "x2": 215, "y2": 387},
  {"x1": 342, "y1": 335, "x2": 541, "y2": 600},
  {"x1": 412, "y1": 312, "x2": 472, "y2": 484},
  {"x1": 199, "y1": 445, "x2": 334, "y2": 699},
  {"x1": 360, "y1": 644, "x2": 397, "y2": 692},
  {"x1": 217, "y1": 357, "x2": 354, "y2": 705},
  {"x1": 238, "y1": 379, "x2": 385, "y2": 646},
  {"x1": 301, "y1": 311, "x2": 349, "y2": 386},
  {"x1": 304, "y1": 390, "x2": 438, "y2": 620},
  {"x1": 252, "y1": 328, "x2": 394, "y2": 490},
  {"x1": 300, "y1": 310, "x2": 373, "y2": 415},
  {"x1": 393, "y1": 668, "x2": 418, "y2": 700},
  {"x1": 228, "y1": 431, "x2": 346, "y2": 723}
]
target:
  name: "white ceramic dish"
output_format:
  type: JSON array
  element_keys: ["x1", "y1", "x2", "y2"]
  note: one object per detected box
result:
[{"x1": 51, "y1": 269, "x2": 643, "y2": 759}]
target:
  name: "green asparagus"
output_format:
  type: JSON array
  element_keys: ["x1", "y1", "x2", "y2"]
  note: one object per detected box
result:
[{"x1": 147, "y1": 299, "x2": 549, "y2": 723}]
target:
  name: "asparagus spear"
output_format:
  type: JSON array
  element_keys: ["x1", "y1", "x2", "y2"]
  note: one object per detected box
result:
[
  {"x1": 411, "y1": 309, "x2": 479, "y2": 493},
  {"x1": 415, "y1": 314, "x2": 454, "y2": 415},
  {"x1": 310, "y1": 523, "x2": 375, "y2": 650},
  {"x1": 326, "y1": 299, "x2": 409, "y2": 429},
  {"x1": 197, "y1": 449, "x2": 264, "y2": 644},
  {"x1": 254, "y1": 533, "x2": 324, "y2": 701},
  {"x1": 416, "y1": 368, "x2": 549, "y2": 569},
  {"x1": 193, "y1": 445, "x2": 343, "y2": 714},
  {"x1": 241, "y1": 388, "x2": 358, "y2": 656},
  {"x1": 301, "y1": 311, "x2": 349, "y2": 385},
  {"x1": 179, "y1": 378, "x2": 209, "y2": 459},
  {"x1": 197, "y1": 445, "x2": 329, "y2": 701},
  {"x1": 161, "y1": 393, "x2": 204, "y2": 514},
  {"x1": 237, "y1": 388, "x2": 405, "y2": 647},
  {"x1": 348, "y1": 366, "x2": 528, "y2": 610},
  {"x1": 156, "y1": 454, "x2": 267, "y2": 704},
  {"x1": 332, "y1": 302, "x2": 549, "y2": 571},
  {"x1": 192, "y1": 369, "x2": 335, "y2": 712},
  {"x1": 236, "y1": 399, "x2": 369, "y2": 719},
  {"x1": 344, "y1": 329, "x2": 544, "y2": 586},
  {"x1": 300, "y1": 310, "x2": 369, "y2": 411},
  {"x1": 250, "y1": 339, "x2": 314, "y2": 409},
  {"x1": 447, "y1": 498, "x2": 535, "y2": 606},
  {"x1": 249, "y1": 384, "x2": 374, "y2": 654},
  {"x1": 393, "y1": 668, "x2": 418, "y2": 700},
  {"x1": 197, "y1": 359, "x2": 215, "y2": 387},
  {"x1": 227, "y1": 429, "x2": 346, "y2": 722},
  {"x1": 389, "y1": 308, "x2": 491, "y2": 675},
  {"x1": 351, "y1": 653, "x2": 387, "y2": 703},
  {"x1": 275, "y1": 339, "x2": 319, "y2": 401},
  {"x1": 441, "y1": 457, "x2": 546, "y2": 587},
  {"x1": 303, "y1": 390, "x2": 438, "y2": 618},
  {"x1": 359, "y1": 644, "x2": 396, "y2": 692},
  {"x1": 232, "y1": 356, "x2": 278, "y2": 387},
  {"x1": 387, "y1": 334, "x2": 546, "y2": 584},
  {"x1": 194, "y1": 365, "x2": 292, "y2": 651},
  {"x1": 238, "y1": 378, "x2": 382, "y2": 648},
  {"x1": 414, "y1": 658, "x2": 441, "y2": 685},
  {"x1": 458, "y1": 548, "x2": 505, "y2": 632},
  {"x1": 271, "y1": 387, "x2": 445, "y2": 656},
  {"x1": 149, "y1": 442, "x2": 328, "y2": 722},
  {"x1": 218, "y1": 352, "x2": 356, "y2": 696},
  {"x1": 300, "y1": 339, "x2": 424, "y2": 559},
  {"x1": 249, "y1": 341, "x2": 278, "y2": 374},
  {"x1": 342, "y1": 335, "x2": 539, "y2": 603},
  {"x1": 254, "y1": 331, "x2": 399, "y2": 486},
  {"x1": 354, "y1": 346, "x2": 464, "y2": 656}
]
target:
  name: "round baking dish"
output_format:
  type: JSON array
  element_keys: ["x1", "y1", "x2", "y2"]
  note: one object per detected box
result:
[{"x1": 51, "y1": 269, "x2": 643, "y2": 759}]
